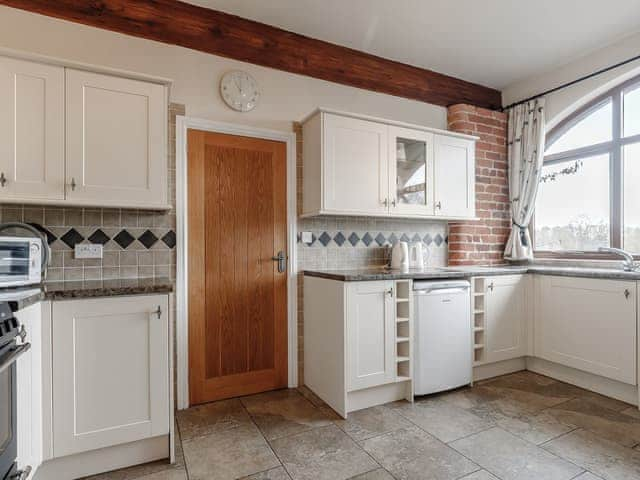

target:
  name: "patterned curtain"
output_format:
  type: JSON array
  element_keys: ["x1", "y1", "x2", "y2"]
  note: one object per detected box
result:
[{"x1": 504, "y1": 98, "x2": 546, "y2": 261}]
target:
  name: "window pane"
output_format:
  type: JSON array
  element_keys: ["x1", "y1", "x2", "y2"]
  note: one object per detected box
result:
[
  {"x1": 623, "y1": 85, "x2": 640, "y2": 138},
  {"x1": 623, "y1": 143, "x2": 640, "y2": 251},
  {"x1": 535, "y1": 154, "x2": 610, "y2": 251},
  {"x1": 545, "y1": 100, "x2": 612, "y2": 155}
]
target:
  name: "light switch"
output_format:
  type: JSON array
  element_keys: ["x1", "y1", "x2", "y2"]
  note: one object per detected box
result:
[
  {"x1": 75, "y1": 244, "x2": 103, "y2": 259},
  {"x1": 301, "y1": 231, "x2": 313, "y2": 244}
]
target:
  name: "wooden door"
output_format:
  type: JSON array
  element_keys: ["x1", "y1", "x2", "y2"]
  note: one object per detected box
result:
[
  {"x1": 433, "y1": 134, "x2": 475, "y2": 218},
  {"x1": 52, "y1": 296, "x2": 169, "y2": 457},
  {"x1": 536, "y1": 276, "x2": 636, "y2": 384},
  {"x1": 485, "y1": 275, "x2": 526, "y2": 363},
  {"x1": 0, "y1": 56, "x2": 64, "y2": 201},
  {"x1": 346, "y1": 281, "x2": 395, "y2": 391},
  {"x1": 323, "y1": 113, "x2": 389, "y2": 216},
  {"x1": 188, "y1": 130, "x2": 288, "y2": 405},
  {"x1": 65, "y1": 69, "x2": 168, "y2": 208}
]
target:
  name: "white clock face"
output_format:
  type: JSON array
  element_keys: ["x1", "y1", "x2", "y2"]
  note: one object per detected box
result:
[{"x1": 220, "y1": 71, "x2": 260, "y2": 112}]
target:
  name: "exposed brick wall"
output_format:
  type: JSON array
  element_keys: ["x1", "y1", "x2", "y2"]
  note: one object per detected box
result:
[{"x1": 447, "y1": 104, "x2": 511, "y2": 265}]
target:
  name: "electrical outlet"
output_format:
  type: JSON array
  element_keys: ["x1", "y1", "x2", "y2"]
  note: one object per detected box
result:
[{"x1": 75, "y1": 244, "x2": 103, "y2": 259}]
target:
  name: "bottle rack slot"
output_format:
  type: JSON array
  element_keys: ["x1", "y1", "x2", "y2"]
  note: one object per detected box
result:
[
  {"x1": 394, "y1": 279, "x2": 413, "y2": 385},
  {"x1": 472, "y1": 277, "x2": 487, "y2": 366}
]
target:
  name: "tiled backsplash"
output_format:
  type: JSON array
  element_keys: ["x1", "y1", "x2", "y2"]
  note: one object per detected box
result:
[{"x1": 0, "y1": 103, "x2": 184, "y2": 283}]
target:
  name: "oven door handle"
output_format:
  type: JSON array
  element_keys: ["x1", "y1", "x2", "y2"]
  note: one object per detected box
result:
[
  {"x1": 11, "y1": 466, "x2": 32, "y2": 480},
  {"x1": 0, "y1": 343, "x2": 31, "y2": 374}
]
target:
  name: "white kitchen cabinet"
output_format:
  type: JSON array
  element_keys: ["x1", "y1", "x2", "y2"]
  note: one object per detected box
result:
[
  {"x1": 301, "y1": 109, "x2": 477, "y2": 220},
  {"x1": 16, "y1": 302, "x2": 44, "y2": 478},
  {"x1": 0, "y1": 56, "x2": 65, "y2": 201},
  {"x1": 434, "y1": 134, "x2": 475, "y2": 218},
  {"x1": 346, "y1": 281, "x2": 396, "y2": 391},
  {"x1": 484, "y1": 275, "x2": 527, "y2": 364},
  {"x1": 66, "y1": 69, "x2": 168, "y2": 209},
  {"x1": 536, "y1": 276, "x2": 636, "y2": 385},
  {"x1": 52, "y1": 295, "x2": 170, "y2": 457}
]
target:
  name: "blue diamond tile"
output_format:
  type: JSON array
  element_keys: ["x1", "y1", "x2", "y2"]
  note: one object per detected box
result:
[
  {"x1": 434, "y1": 233, "x2": 444, "y2": 246},
  {"x1": 375, "y1": 233, "x2": 386, "y2": 246},
  {"x1": 400, "y1": 233, "x2": 410, "y2": 242},
  {"x1": 138, "y1": 230, "x2": 158, "y2": 249},
  {"x1": 113, "y1": 230, "x2": 135, "y2": 249},
  {"x1": 423, "y1": 234, "x2": 433, "y2": 245},
  {"x1": 60, "y1": 228, "x2": 84, "y2": 249},
  {"x1": 318, "y1": 232, "x2": 331, "y2": 247},
  {"x1": 333, "y1": 232, "x2": 346, "y2": 246},
  {"x1": 411, "y1": 233, "x2": 422, "y2": 243},
  {"x1": 362, "y1": 232, "x2": 373, "y2": 247},
  {"x1": 162, "y1": 230, "x2": 176, "y2": 249},
  {"x1": 388, "y1": 233, "x2": 398, "y2": 245},
  {"x1": 348, "y1": 232, "x2": 360, "y2": 246}
]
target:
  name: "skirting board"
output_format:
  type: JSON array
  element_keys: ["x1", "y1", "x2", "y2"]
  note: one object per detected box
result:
[
  {"x1": 33, "y1": 435, "x2": 169, "y2": 480},
  {"x1": 347, "y1": 381, "x2": 412, "y2": 416},
  {"x1": 527, "y1": 357, "x2": 638, "y2": 406},
  {"x1": 473, "y1": 358, "x2": 526, "y2": 382}
]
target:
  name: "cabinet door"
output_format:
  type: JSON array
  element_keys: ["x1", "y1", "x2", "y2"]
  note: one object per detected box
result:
[
  {"x1": 0, "y1": 56, "x2": 64, "y2": 201},
  {"x1": 433, "y1": 134, "x2": 475, "y2": 218},
  {"x1": 52, "y1": 295, "x2": 169, "y2": 457},
  {"x1": 66, "y1": 69, "x2": 168, "y2": 208},
  {"x1": 346, "y1": 281, "x2": 395, "y2": 391},
  {"x1": 388, "y1": 126, "x2": 434, "y2": 216},
  {"x1": 485, "y1": 275, "x2": 526, "y2": 363},
  {"x1": 323, "y1": 113, "x2": 389, "y2": 215},
  {"x1": 536, "y1": 276, "x2": 636, "y2": 385},
  {"x1": 16, "y1": 303, "x2": 43, "y2": 476}
]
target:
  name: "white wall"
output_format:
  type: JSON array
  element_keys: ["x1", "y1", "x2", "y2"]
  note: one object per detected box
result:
[
  {"x1": 503, "y1": 31, "x2": 640, "y2": 130},
  {"x1": 0, "y1": 6, "x2": 446, "y2": 132}
]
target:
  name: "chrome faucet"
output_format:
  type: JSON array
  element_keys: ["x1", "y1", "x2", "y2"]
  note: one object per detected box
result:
[{"x1": 598, "y1": 247, "x2": 636, "y2": 271}]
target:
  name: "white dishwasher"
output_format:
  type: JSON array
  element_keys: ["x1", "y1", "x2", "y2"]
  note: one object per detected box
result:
[{"x1": 413, "y1": 280, "x2": 472, "y2": 396}]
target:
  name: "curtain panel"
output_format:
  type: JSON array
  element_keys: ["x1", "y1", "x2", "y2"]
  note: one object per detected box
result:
[{"x1": 504, "y1": 98, "x2": 546, "y2": 261}]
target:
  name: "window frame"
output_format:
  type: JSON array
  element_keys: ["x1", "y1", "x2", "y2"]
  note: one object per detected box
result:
[{"x1": 534, "y1": 74, "x2": 640, "y2": 259}]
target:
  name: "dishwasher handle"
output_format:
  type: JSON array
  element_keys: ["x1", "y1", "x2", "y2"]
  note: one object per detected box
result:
[{"x1": 414, "y1": 287, "x2": 469, "y2": 295}]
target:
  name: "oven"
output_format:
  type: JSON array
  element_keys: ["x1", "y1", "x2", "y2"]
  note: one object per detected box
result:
[
  {"x1": 0, "y1": 302, "x2": 29, "y2": 480},
  {"x1": 0, "y1": 237, "x2": 42, "y2": 288}
]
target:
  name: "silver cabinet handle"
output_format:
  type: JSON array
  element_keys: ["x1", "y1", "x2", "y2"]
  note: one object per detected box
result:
[
  {"x1": 387, "y1": 287, "x2": 394, "y2": 297},
  {"x1": 435, "y1": 201, "x2": 442, "y2": 210},
  {"x1": 391, "y1": 198, "x2": 396, "y2": 207},
  {"x1": 154, "y1": 305, "x2": 162, "y2": 319},
  {"x1": 0, "y1": 172, "x2": 6, "y2": 187},
  {"x1": 383, "y1": 198, "x2": 388, "y2": 207},
  {"x1": 70, "y1": 178, "x2": 77, "y2": 191},
  {"x1": 0, "y1": 343, "x2": 31, "y2": 374},
  {"x1": 271, "y1": 251, "x2": 287, "y2": 273},
  {"x1": 18, "y1": 325, "x2": 27, "y2": 343},
  {"x1": 11, "y1": 466, "x2": 32, "y2": 480},
  {"x1": 488, "y1": 282, "x2": 494, "y2": 292},
  {"x1": 624, "y1": 289, "x2": 631, "y2": 299}
]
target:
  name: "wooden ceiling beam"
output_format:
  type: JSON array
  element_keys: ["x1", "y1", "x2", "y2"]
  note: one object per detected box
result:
[{"x1": 0, "y1": 0, "x2": 502, "y2": 109}]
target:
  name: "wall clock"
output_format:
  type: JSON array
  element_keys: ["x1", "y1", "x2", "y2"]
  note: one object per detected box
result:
[{"x1": 220, "y1": 70, "x2": 260, "y2": 112}]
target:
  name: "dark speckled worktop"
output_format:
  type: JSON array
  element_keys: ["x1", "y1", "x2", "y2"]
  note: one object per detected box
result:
[{"x1": 43, "y1": 277, "x2": 174, "y2": 300}]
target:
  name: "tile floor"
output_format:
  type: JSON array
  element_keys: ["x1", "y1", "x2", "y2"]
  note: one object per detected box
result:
[{"x1": 86, "y1": 371, "x2": 640, "y2": 480}]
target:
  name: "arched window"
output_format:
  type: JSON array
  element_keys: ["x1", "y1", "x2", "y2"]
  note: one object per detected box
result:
[{"x1": 534, "y1": 75, "x2": 640, "y2": 254}]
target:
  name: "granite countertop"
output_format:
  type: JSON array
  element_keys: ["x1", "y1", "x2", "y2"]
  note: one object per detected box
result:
[
  {"x1": 303, "y1": 264, "x2": 640, "y2": 281},
  {"x1": 43, "y1": 277, "x2": 174, "y2": 300},
  {"x1": 0, "y1": 287, "x2": 45, "y2": 311}
]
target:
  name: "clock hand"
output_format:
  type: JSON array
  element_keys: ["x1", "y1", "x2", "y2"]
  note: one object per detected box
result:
[{"x1": 233, "y1": 77, "x2": 244, "y2": 95}]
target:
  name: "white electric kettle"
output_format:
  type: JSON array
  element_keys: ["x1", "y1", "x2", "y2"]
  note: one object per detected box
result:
[
  {"x1": 409, "y1": 242, "x2": 425, "y2": 270},
  {"x1": 391, "y1": 241, "x2": 409, "y2": 271}
]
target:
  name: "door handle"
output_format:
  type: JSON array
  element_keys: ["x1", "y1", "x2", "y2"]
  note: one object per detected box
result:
[
  {"x1": 0, "y1": 343, "x2": 31, "y2": 374},
  {"x1": 271, "y1": 251, "x2": 287, "y2": 273}
]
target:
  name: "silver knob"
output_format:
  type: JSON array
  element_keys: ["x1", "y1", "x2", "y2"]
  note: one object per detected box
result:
[
  {"x1": 0, "y1": 172, "x2": 6, "y2": 187},
  {"x1": 154, "y1": 305, "x2": 162, "y2": 319},
  {"x1": 383, "y1": 198, "x2": 388, "y2": 207},
  {"x1": 435, "y1": 201, "x2": 442, "y2": 210},
  {"x1": 624, "y1": 289, "x2": 631, "y2": 299},
  {"x1": 70, "y1": 178, "x2": 77, "y2": 191},
  {"x1": 488, "y1": 282, "x2": 494, "y2": 292},
  {"x1": 387, "y1": 287, "x2": 394, "y2": 297},
  {"x1": 391, "y1": 198, "x2": 397, "y2": 207}
]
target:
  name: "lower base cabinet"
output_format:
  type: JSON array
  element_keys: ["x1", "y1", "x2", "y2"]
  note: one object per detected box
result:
[
  {"x1": 52, "y1": 295, "x2": 170, "y2": 457},
  {"x1": 535, "y1": 275, "x2": 637, "y2": 385}
]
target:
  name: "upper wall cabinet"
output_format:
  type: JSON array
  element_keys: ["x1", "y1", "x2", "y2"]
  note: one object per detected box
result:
[
  {"x1": 0, "y1": 57, "x2": 65, "y2": 201},
  {"x1": 0, "y1": 55, "x2": 170, "y2": 210},
  {"x1": 302, "y1": 109, "x2": 477, "y2": 220},
  {"x1": 66, "y1": 70, "x2": 168, "y2": 208}
]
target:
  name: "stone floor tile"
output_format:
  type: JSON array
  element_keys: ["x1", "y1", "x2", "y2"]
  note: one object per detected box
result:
[
  {"x1": 361, "y1": 425, "x2": 478, "y2": 480},
  {"x1": 270, "y1": 424, "x2": 378, "y2": 480},
  {"x1": 335, "y1": 405, "x2": 413, "y2": 442},
  {"x1": 389, "y1": 397, "x2": 494, "y2": 442},
  {"x1": 176, "y1": 398, "x2": 251, "y2": 441},
  {"x1": 239, "y1": 466, "x2": 292, "y2": 479},
  {"x1": 181, "y1": 421, "x2": 280, "y2": 480},
  {"x1": 493, "y1": 410, "x2": 576, "y2": 445},
  {"x1": 572, "y1": 390, "x2": 634, "y2": 412},
  {"x1": 543, "y1": 429, "x2": 640, "y2": 480},
  {"x1": 347, "y1": 468, "x2": 395, "y2": 479},
  {"x1": 621, "y1": 406, "x2": 640, "y2": 419},
  {"x1": 546, "y1": 398, "x2": 640, "y2": 447},
  {"x1": 297, "y1": 385, "x2": 343, "y2": 420},
  {"x1": 136, "y1": 469, "x2": 188, "y2": 480},
  {"x1": 241, "y1": 389, "x2": 333, "y2": 440},
  {"x1": 459, "y1": 470, "x2": 500, "y2": 480},
  {"x1": 572, "y1": 473, "x2": 605, "y2": 480},
  {"x1": 450, "y1": 427, "x2": 583, "y2": 480},
  {"x1": 81, "y1": 461, "x2": 180, "y2": 480}
]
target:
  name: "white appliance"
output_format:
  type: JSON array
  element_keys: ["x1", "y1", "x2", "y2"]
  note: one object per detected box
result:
[
  {"x1": 390, "y1": 241, "x2": 409, "y2": 271},
  {"x1": 0, "y1": 236, "x2": 43, "y2": 288},
  {"x1": 408, "y1": 243, "x2": 425, "y2": 270},
  {"x1": 413, "y1": 280, "x2": 472, "y2": 395}
]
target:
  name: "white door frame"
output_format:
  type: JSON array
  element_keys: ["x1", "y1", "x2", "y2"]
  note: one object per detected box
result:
[{"x1": 175, "y1": 116, "x2": 298, "y2": 409}]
